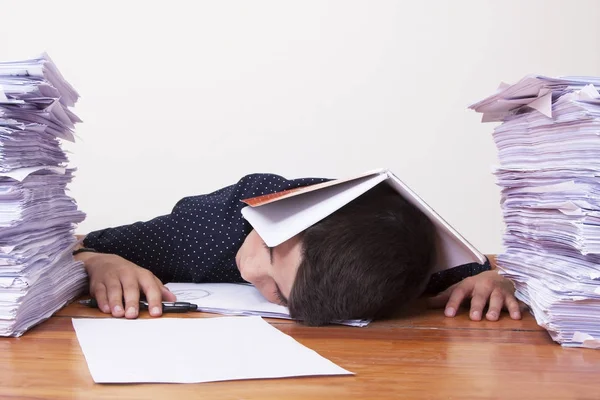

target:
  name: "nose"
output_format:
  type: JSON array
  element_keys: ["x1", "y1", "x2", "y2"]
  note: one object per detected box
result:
[{"x1": 238, "y1": 255, "x2": 263, "y2": 284}]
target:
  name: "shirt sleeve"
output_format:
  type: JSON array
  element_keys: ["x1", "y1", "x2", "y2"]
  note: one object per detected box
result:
[
  {"x1": 421, "y1": 257, "x2": 492, "y2": 296},
  {"x1": 82, "y1": 213, "x2": 181, "y2": 282},
  {"x1": 83, "y1": 173, "x2": 329, "y2": 283}
]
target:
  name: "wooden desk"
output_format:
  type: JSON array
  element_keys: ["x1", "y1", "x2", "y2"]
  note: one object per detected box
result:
[{"x1": 2, "y1": 303, "x2": 599, "y2": 400}]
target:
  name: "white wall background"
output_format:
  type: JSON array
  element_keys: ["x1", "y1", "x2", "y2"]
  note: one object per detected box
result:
[{"x1": 1, "y1": 0, "x2": 599, "y2": 254}]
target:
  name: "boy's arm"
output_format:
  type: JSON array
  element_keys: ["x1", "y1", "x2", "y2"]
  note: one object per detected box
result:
[
  {"x1": 73, "y1": 214, "x2": 181, "y2": 320},
  {"x1": 74, "y1": 234, "x2": 176, "y2": 319},
  {"x1": 422, "y1": 255, "x2": 494, "y2": 296},
  {"x1": 426, "y1": 254, "x2": 522, "y2": 321},
  {"x1": 76, "y1": 173, "x2": 331, "y2": 318},
  {"x1": 81, "y1": 211, "x2": 182, "y2": 283}
]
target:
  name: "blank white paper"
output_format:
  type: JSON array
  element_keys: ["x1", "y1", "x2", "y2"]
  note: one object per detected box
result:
[{"x1": 72, "y1": 316, "x2": 352, "y2": 383}]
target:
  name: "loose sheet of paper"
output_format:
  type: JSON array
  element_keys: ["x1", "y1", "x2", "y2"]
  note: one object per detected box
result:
[
  {"x1": 72, "y1": 316, "x2": 352, "y2": 384},
  {"x1": 166, "y1": 282, "x2": 290, "y2": 317}
]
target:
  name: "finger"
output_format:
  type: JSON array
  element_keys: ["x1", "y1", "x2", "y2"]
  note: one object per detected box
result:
[
  {"x1": 444, "y1": 279, "x2": 474, "y2": 317},
  {"x1": 161, "y1": 284, "x2": 177, "y2": 302},
  {"x1": 92, "y1": 283, "x2": 111, "y2": 313},
  {"x1": 485, "y1": 288, "x2": 505, "y2": 321},
  {"x1": 426, "y1": 285, "x2": 454, "y2": 309},
  {"x1": 469, "y1": 286, "x2": 490, "y2": 321},
  {"x1": 121, "y1": 276, "x2": 141, "y2": 319},
  {"x1": 505, "y1": 295, "x2": 522, "y2": 320},
  {"x1": 138, "y1": 273, "x2": 164, "y2": 317},
  {"x1": 106, "y1": 278, "x2": 125, "y2": 317}
]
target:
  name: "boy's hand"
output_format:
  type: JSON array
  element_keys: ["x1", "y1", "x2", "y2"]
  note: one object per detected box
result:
[
  {"x1": 77, "y1": 253, "x2": 176, "y2": 319},
  {"x1": 427, "y1": 270, "x2": 522, "y2": 321}
]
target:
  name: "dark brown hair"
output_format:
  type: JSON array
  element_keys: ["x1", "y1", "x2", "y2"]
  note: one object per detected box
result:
[{"x1": 288, "y1": 183, "x2": 436, "y2": 326}]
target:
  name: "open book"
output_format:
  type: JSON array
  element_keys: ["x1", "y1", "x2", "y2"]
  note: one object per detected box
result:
[{"x1": 241, "y1": 168, "x2": 486, "y2": 274}]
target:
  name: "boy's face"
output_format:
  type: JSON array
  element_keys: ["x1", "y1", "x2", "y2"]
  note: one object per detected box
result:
[{"x1": 235, "y1": 230, "x2": 302, "y2": 306}]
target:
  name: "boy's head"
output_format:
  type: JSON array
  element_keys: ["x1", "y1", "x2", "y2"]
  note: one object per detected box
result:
[{"x1": 235, "y1": 183, "x2": 437, "y2": 325}]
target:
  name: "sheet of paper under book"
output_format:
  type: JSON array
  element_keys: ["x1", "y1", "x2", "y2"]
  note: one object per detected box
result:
[
  {"x1": 165, "y1": 282, "x2": 370, "y2": 327},
  {"x1": 72, "y1": 316, "x2": 352, "y2": 384}
]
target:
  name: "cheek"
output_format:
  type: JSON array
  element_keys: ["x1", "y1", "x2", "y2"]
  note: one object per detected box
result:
[{"x1": 255, "y1": 280, "x2": 279, "y2": 304}]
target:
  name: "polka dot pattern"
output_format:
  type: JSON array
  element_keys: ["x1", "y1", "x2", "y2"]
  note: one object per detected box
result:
[{"x1": 83, "y1": 174, "x2": 327, "y2": 283}]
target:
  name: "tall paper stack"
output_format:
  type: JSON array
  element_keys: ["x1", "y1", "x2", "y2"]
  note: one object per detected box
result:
[
  {"x1": 470, "y1": 75, "x2": 600, "y2": 348},
  {"x1": 0, "y1": 54, "x2": 86, "y2": 337}
]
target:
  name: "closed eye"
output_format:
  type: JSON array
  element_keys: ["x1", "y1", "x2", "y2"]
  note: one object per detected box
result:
[{"x1": 262, "y1": 242, "x2": 273, "y2": 264}]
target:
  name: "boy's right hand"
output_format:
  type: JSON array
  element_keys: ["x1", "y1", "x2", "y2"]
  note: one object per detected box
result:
[{"x1": 76, "y1": 252, "x2": 176, "y2": 319}]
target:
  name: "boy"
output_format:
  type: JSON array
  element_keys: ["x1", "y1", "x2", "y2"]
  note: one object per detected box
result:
[{"x1": 75, "y1": 173, "x2": 521, "y2": 325}]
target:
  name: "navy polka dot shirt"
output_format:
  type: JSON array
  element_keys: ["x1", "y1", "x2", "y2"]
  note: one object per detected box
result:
[
  {"x1": 83, "y1": 173, "x2": 489, "y2": 292},
  {"x1": 83, "y1": 173, "x2": 328, "y2": 284}
]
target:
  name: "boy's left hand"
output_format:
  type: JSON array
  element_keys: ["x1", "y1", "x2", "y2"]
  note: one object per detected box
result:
[{"x1": 427, "y1": 270, "x2": 522, "y2": 321}]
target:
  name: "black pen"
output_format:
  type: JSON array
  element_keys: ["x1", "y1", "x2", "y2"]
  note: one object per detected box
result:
[{"x1": 78, "y1": 298, "x2": 198, "y2": 313}]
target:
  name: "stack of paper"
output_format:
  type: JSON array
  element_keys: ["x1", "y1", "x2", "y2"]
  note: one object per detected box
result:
[
  {"x1": 470, "y1": 75, "x2": 600, "y2": 348},
  {"x1": 166, "y1": 282, "x2": 370, "y2": 327},
  {"x1": 0, "y1": 54, "x2": 85, "y2": 337}
]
